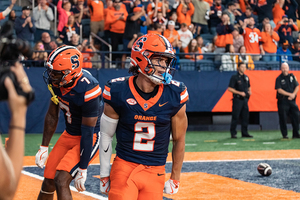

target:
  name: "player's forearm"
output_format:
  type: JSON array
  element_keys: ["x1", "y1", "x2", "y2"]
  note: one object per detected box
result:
[
  {"x1": 41, "y1": 113, "x2": 58, "y2": 146},
  {"x1": 170, "y1": 137, "x2": 185, "y2": 181},
  {"x1": 79, "y1": 125, "x2": 94, "y2": 169}
]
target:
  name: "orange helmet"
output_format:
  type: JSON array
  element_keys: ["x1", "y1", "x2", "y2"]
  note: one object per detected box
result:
[
  {"x1": 130, "y1": 33, "x2": 176, "y2": 85},
  {"x1": 45, "y1": 45, "x2": 83, "y2": 88}
]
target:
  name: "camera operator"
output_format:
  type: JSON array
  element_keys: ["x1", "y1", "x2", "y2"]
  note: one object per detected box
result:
[
  {"x1": 0, "y1": 61, "x2": 33, "y2": 199},
  {"x1": 274, "y1": 15, "x2": 298, "y2": 45}
]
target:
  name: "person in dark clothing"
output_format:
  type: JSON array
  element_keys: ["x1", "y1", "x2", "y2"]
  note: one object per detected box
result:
[
  {"x1": 228, "y1": 62, "x2": 253, "y2": 139},
  {"x1": 249, "y1": 0, "x2": 276, "y2": 25},
  {"x1": 275, "y1": 62, "x2": 300, "y2": 139},
  {"x1": 14, "y1": 6, "x2": 36, "y2": 46},
  {"x1": 283, "y1": 0, "x2": 298, "y2": 22},
  {"x1": 209, "y1": 0, "x2": 224, "y2": 36},
  {"x1": 274, "y1": 15, "x2": 298, "y2": 45},
  {"x1": 290, "y1": 38, "x2": 300, "y2": 61}
]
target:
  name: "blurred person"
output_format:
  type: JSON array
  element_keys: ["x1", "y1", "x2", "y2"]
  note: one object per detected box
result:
[
  {"x1": 69, "y1": 33, "x2": 80, "y2": 46},
  {"x1": 170, "y1": 12, "x2": 181, "y2": 30},
  {"x1": 0, "y1": 0, "x2": 17, "y2": 21},
  {"x1": 14, "y1": 6, "x2": 36, "y2": 47},
  {"x1": 57, "y1": 0, "x2": 73, "y2": 33},
  {"x1": 72, "y1": 0, "x2": 89, "y2": 20},
  {"x1": 147, "y1": 0, "x2": 165, "y2": 21},
  {"x1": 191, "y1": 0, "x2": 210, "y2": 35},
  {"x1": 152, "y1": 11, "x2": 167, "y2": 26},
  {"x1": 8, "y1": 10, "x2": 16, "y2": 23},
  {"x1": 88, "y1": 0, "x2": 105, "y2": 35},
  {"x1": 242, "y1": 17, "x2": 262, "y2": 61},
  {"x1": 164, "y1": 20, "x2": 181, "y2": 46},
  {"x1": 99, "y1": 33, "x2": 188, "y2": 199},
  {"x1": 0, "y1": 62, "x2": 33, "y2": 200},
  {"x1": 32, "y1": 41, "x2": 48, "y2": 61},
  {"x1": 60, "y1": 12, "x2": 82, "y2": 44},
  {"x1": 177, "y1": 23, "x2": 193, "y2": 48},
  {"x1": 275, "y1": 62, "x2": 300, "y2": 139},
  {"x1": 35, "y1": 45, "x2": 103, "y2": 200},
  {"x1": 122, "y1": 5, "x2": 150, "y2": 68},
  {"x1": 41, "y1": 32, "x2": 56, "y2": 51},
  {"x1": 235, "y1": 45, "x2": 254, "y2": 70},
  {"x1": 183, "y1": 38, "x2": 203, "y2": 61},
  {"x1": 239, "y1": 6, "x2": 258, "y2": 27},
  {"x1": 220, "y1": 44, "x2": 235, "y2": 71},
  {"x1": 148, "y1": 23, "x2": 164, "y2": 35},
  {"x1": 214, "y1": 13, "x2": 234, "y2": 61},
  {"x1": 274, "y1": 15, "x2": 298, "y2": 45},
  {"x1": 261, "y1": 23, "x2": 280, "y2": 62},
  {"x1": 232, "y1": 27, "x2": 244, "y2": 53},
  {"x1": 257, "y1": 17, "x2": 270, "y2": 31},
  {"x1": 272, "y1": 0, "x2": 285, "y2": 26},
  {"x1": 228, "y1": 62, "x2": 253, "y2": 138},
  {"x1": 290, "y1": 39, "x2": 300, "y2": 62},
  {"x1": 209, "y1": 0, "x2": 224, "y2": 36},
  {"x1": 223, "y1": 1, "x2": 236, "y2": 25},
  {"x1": 106, "y1": 0, "x2": 128, "y2": 61},
  {"x1": 33, "y1": 0, "x2": 54, "y2": 42},
  {"x1": 283, "y1": 0, "x2": 298, "y2": 22},
  {"x1": 277, "y1": 40, "x2": 293, "y2": 62},
  {"x1": 176, "y1": 0, "x2": 194, "y2": 26},
  {"x1": 249, "y1": 0, "x2": 276, "y2": 27},
  {"x1": 77, "y1": 39, "x2": 97, "y2": 68}
]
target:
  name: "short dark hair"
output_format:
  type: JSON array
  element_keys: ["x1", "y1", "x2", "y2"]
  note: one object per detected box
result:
[{"x1": 238, "y1": 62, "x2": 246, "y2": 68}]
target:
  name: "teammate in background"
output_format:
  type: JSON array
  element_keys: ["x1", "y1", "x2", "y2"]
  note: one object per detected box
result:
[
  {"x1": 35, "y1": 45, "x2": 103, "y2": 199},
  {"x1": 275, "y1": 62, "x2": 300, "y2": 139},
  {"x1": 0, "y1": 0, "x2": 17, "y2": 21},
  {"x1": 0, "y1": 62, "x2": 33, "y2": 200},
  {"x1": 99, "y1": 33, "x2": 188, "y2": 199}
]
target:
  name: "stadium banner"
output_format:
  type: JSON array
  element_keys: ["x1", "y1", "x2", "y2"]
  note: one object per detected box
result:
[{"x1": 0, "y1": 68, "x2": 299, "y2": 134}]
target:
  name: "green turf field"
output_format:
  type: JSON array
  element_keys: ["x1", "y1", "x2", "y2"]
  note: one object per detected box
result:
[{"x1": 1, "y1": 130, "x2": 300, "y2": 156}]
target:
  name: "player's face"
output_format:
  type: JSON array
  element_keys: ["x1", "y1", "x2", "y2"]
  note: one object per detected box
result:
[
  {"x1": 151, "y1": 56, "x2": 169, "y2": 76},
  {"x1": 48, "y1": 69, "x2": 64, "y2": 87}
]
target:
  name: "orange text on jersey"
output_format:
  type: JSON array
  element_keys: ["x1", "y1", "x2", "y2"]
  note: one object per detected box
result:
[{"x1": 134, "y1": 115, "x2": 157, "y2": 121}]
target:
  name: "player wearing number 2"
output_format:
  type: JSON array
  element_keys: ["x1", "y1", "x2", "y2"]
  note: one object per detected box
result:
[
  {"x1": 99, "y1": 33, "x2": 188, "y2": 199},
  {"x1": 35, "y1": 45, "x2": 103, "y2": 200},
  {"x1": 242, "y1": 16, "x2": 262, "y2": 61}
]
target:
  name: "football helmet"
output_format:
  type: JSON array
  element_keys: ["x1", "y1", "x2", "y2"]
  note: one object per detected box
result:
[
  {"x1": 45, "y1": 45, "x2": 83, "y2": 88},
  {"x1": 130, "y1": 33, "x2": 177, "y2": 85}
]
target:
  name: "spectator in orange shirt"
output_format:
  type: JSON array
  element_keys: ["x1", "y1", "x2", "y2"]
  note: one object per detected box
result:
[
  {"x1": 183, "y1": 38, "x2": 203, "y2": 61},
  {"x1": 106, "y1": 0, "x2": 128, "y2": 61},
  {"x1": 272, "y1": 0, "x2": 285, "y2": 26},
  {"x1": 77, "y1": 39, "x2": 97, "y2": 68},
  {"x1": 261, "y1": 23, "x2": 280, "y2": 61},
  {"x1": 88, "y1": 0, "x2": 105, "y2": 35},
  {"x1": 164, "y1": 20, "x2": 180, "y2": 46},
  {"x1": 176, "y1": 0, "x2": 194, "y2": 26},
  {"x1": 0, "y1": 0, "x2": 16, "y2": 21},
  {"x1": 147, "y1": 0, "x2": 164, "y2": 21}
]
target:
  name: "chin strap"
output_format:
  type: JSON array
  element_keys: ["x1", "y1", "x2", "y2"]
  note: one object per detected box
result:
[{"x1": 47, "y1": 84, "x2": 59, "y2": 105}]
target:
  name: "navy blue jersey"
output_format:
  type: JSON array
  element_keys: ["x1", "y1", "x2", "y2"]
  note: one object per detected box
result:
[
  {"x1": 103, "y1": 76, "x2": 189, "y2": 166},
  {"x1": 52, "y1": 70, "x2": 102, "y2": 135}
]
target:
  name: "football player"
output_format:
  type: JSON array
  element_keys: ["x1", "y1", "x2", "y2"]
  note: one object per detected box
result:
[
  {"x1": 99, "y1": 33, "x2": 188, "y2": 199},
  {"x1": 35, "y1": 45, "x2": 103, "y2": 199}
]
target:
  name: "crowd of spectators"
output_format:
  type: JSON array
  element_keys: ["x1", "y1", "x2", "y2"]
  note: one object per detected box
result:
[{"x1": 1, "y1": 0, "x2": 300, "y2": 69}]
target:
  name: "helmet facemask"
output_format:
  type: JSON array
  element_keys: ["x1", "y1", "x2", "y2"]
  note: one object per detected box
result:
[{"x1": 139, "y1": 50, "x2": 177, "y2": 85}]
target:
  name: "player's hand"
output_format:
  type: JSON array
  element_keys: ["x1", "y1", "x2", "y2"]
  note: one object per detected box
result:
[
  {"x1": 163, "y1": 179, "x2": 180, "y2": 195},
  {"x1": 100, "y1": 177, "x2": 110, "y2": 195},
  {"x1": 75, "y1": 168, "x2": 87, "y2": 192},
  {"x1": 35, "y1": 145, "x2": 48, "y2": 168}
]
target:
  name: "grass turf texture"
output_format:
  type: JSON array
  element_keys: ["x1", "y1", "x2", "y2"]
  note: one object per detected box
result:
[{"x1": 1, "y1": 130, "x2": 300, "y2": 156}]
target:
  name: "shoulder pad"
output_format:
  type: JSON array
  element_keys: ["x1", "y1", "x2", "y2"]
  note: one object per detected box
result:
[
  {"x1": 103, "y1": 76, "x2": 130, "y2": 101},
  {"x1": 168, "y1": 80, "x2": 188, "y2": 104}
]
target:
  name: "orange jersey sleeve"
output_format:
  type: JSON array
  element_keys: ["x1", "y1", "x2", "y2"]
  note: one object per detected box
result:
[
  {"x1": 272, "y1": 3, "x2": 285, "y2": 25},
  {"x1": 0, "y1": 12, "x2": 5, "y2": 20},
  {"x1": 89, "y1": 1, "x2": 104, "y2": 22}
]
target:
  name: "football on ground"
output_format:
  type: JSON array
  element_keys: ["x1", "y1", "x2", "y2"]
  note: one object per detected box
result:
[{"x1": 257, "y1": 163, "x2": 272, "y2": 176}]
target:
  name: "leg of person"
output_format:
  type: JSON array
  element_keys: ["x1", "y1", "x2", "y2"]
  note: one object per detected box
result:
[
  {"x1": 200, "y1": 24, "x2": 209, "y2": 34},
  {"x1": 137, "y1": 166, "x2": 165, "y2": 200},
  {"x1": 90, "y1": 21, "x2": 100, "y2": 36},
  {"x1": 270, "y1": 53, "x2": 277, "y2": 62},
  {"x1": 230, "y1": 98, "x2": 243, "y2": 138},
  {"x1": 109, "y1": 157, "x2": 139, "y2": 200},
  {"x1": 241, "y1": 99, "x2": 252, "y2": 137},
  {"x1": 54, "y1": 171, "x2": 73, "y2": 200},
  {"x1": 289, "y1": 101, "x2": 300, "y2": 138},
  {"x1": 110, "y1": 32, "x2": 119, "y2": 62},
  {"x1": 262, "y1": 53, "x2": 270, "y2": 62},
  {"x1": 278, "y1": 100, "x2": 289, "y2": 138},
  {"x1": 55, "y1": 132, "x2": 100, "y2": 199},
  {"x1": 37, "y1": 131, "x2": 75, "y2": 200}
]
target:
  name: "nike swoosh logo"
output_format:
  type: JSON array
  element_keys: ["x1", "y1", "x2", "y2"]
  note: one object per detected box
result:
[
  {"x1": 104, "y1": 145, "x2": 110, "y2": 153},
  {"x1": 170, "y1": 182, "x2": 174, "y2": 194},
  {"x1": 159, "y1": 102, "x2": 168, "y2": 107},
  {"x1": 157, "y1": 173, "x2": 164, "y2": 176}
]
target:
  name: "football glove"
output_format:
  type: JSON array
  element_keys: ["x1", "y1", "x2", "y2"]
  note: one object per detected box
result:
[
  {"x1": 35, "y1": 145, "x2": 48, "y2": 168},
  {"x1": 74, "y1": 168, "x2": 87, "y2": 192},
  {"x1": 100, "y1": 177, "x2": 110, "y2": 195},
  {"x1": 163, "y1": 179, "x2": 180, "y2": 195}
]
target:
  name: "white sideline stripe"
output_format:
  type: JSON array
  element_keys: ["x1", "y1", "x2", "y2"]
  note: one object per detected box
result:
[
  {"x1": 263, "y1": 142, "x2": 276, "y2": 144},
  {"x1": 223, "y1": 143, "x2": 236, "y2": 145},
  {"x1": 21, "y1": 170, "x2": 108, "y2": 200},
  {"x1": 185, "y1": 144, "x2": 197, "y2": 146}
]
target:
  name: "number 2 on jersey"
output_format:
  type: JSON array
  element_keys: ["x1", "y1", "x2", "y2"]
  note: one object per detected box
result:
[{"x1": 133, "y1": 122, "x2": 156, "y2": 151}]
